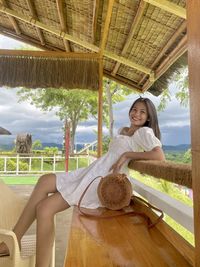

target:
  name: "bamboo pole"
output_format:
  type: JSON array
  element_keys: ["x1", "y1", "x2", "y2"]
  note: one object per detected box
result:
[
  {"x1": 187, "y1": 1, "x2": 200, "y2": 266},
  {"x1": 143, "y1": 0, "x2": 186, "y2": 19},
  {"x1": 56, "y1": 0, "x2": 71, "y2": 51},
  {"x1": 99, "y1": 0, "x2": 115, "y2": 57},
  {"x1": 26, "y1": 0, "x2": 45, "y2": 45},
  {"x1": 97, "y1": 57, "x2": 103, "y2": 157},
  {"x1": 92, "y1": 0, "x2": 100, "y2": 44}
]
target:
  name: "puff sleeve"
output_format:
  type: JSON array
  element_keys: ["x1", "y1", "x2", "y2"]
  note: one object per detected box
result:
[{"x1": 133, "y1": 127, "x2": 162, "y2": 152}]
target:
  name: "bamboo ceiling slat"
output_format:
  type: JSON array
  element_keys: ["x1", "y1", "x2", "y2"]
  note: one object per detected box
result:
[
  {"x1": 1, "y1": 0, "x2": 21, "y2": 35},
  {"x1": 26, "y1": 0, "x2": 45, "y2": 46},
  {"x1": 139, "y1": 20, "x2": 186, "y2": 86},
  {"x1": 0, "y1": 25, "x2": 61, "y2": 51},
  {"x1": 111, "y1": 0, "x2": 147, "y2": 76},
  {"x1": 56, "y1": 0, "x2": 71, "y2": 52},
  {"x1": 143, "y1": 34, "x2": 187, "y2": 92}
]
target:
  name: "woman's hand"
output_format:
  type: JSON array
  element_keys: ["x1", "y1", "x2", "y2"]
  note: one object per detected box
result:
[{"x1": 109, "y1": 153, "x2": 128, "y2": 173}]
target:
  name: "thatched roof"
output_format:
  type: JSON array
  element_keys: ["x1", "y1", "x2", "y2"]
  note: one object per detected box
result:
[
  {"x1": 0, "y1": 0, "x2": 187, "y2": 95},
  {"x1": 0, "y1": 127, "x2": 11, "y2": 135}
]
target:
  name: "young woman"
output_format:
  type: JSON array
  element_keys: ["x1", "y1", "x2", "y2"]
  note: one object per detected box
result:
[{"x1": 0, "y1": 97, "x2": 165, "y2": 267}]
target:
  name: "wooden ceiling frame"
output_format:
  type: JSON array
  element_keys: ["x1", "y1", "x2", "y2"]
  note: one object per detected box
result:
[
  {"x1": 139, "y1": 20, "x2": 187, "y2": 86},
  {"x1": 0, "y1": 4, "x2": 152, "y2": 76},
  {"x1": 142, "y1": 34, "x2": 187, "y2": 92},
  {"x1": 26, "y1": 0, "x2": 45, "y2": 46},
  {"x1": 56, "y1": 0, "x2": 71, "y2": 52},
  {"x1": 143, "y1": 0, "x2": 186, "y2": 19},
  {"x1": 1, "y1": 0, "x2": 21, "y2": 35},
  {"x1": 111, "y1": 0, "x2": 147, "y2": 76}
]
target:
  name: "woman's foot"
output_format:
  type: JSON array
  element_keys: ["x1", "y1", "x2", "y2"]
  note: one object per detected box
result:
[{"x1": 0, "y1": 242, "x2": 10, "y2": 257}]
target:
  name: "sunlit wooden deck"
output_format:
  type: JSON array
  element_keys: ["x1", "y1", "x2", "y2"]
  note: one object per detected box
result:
[{"x1": 64, "y1": 205, "x2": 193, "y2": 267}]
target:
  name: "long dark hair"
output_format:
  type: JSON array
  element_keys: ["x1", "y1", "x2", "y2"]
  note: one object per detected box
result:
[{"x1": 129, "y1": 97, "x2": 161, "y2": 140}]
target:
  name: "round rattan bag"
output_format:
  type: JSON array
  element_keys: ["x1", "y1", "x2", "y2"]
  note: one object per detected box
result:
[{"x1": 97, "y1": 173, "x2": 132, "y2": 210}]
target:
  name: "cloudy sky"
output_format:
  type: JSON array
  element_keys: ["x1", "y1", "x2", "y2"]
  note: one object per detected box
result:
[{"x1": 0, "y1": 35, "x2": 190, "y2": 146}]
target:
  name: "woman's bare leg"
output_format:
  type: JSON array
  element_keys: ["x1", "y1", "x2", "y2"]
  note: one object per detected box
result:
[
  {"x1": 35, "y1": 192, "x2": 70, "y2": 267},
  {"x1": 0, "y1": 173, "x2": 58, "y2": 254}
]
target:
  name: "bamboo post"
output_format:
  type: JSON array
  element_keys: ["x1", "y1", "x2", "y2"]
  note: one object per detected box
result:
[
  {"x1": 187, "y1": 1, "x2": 200, "y2": 266},
  {"x1": 65, "y1": 120, "x2": 70, "y2": 172},
  {"x1": 97, "y1": 57, "x2": 103, "y2": 158}
]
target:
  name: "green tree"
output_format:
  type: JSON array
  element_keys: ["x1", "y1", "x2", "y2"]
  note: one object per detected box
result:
[
  {"x1": 17, "y1": 79, "x2": 133, "y2": 153},
  {"x1": 17, "y1": 88, "x2": 98, "y2": 153},
  {"x1": 183, "y1": 149, "x2": 191, "y2": 163},
  {"x1": 104, "y1": 78, "x2": 133, "y2": 139},
  {"x1": 32, "y1": 139, "x2": 42, "y2": 150},
  {"x1": 158, "y1": 67, "x2": 189, "y2": 111},
  {"x1": 43, "y1": 146, "x2": 58, "y2": 155}
]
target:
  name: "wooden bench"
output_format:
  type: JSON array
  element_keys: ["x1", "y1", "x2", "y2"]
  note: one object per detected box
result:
[{"x1": 64, "y1": 199, "x2": 194, "y2": 267}]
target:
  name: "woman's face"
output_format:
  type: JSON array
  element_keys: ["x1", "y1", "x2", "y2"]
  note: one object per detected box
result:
[{"x1": 129, "y1": 101, "x2": 148, "y2": 127}]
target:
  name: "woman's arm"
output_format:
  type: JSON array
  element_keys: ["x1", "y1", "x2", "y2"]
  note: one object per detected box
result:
[{"x1": 109, "y1": 146, "x2": 165, "y2": 173}]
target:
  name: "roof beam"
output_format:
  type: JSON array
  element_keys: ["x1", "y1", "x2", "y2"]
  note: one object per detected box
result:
[
  {"x1": 143, "y1": 0, "x2": 186, "y2": 19},
  {"x1": 104, "y1": 70, "x2": 142, "y2": 93},
  {"x1": 92, "y1": 0, "x2": 100, "y2": 44},
  {"x1": 0, "y1": 4, "x2": 152, "y2": 75},
  {"x1": 105, "y1": 50, "x2": 152, "y2": 74},
  {"x1": 138, "y1": 20, "x2": 187, "y2": 86},
  {"x1": 56, "y1": 0, "x2": 71, "y2": 52},
  {"x1": 142, "y1": 34, "x2": 187, "y2": 92},
  {"x1": 0, "y1": 49, "x2": 100, "y2": 58},
  {"x1": 111, "y1": 0, "x2": 147, "y2": 76},
  {"x1": 1, "y1": 0, "x2": 21, "y2": 35},
  {"x1": 99, "y1": 0, "x2": 115, "y2": 57},
  {"x1": 26, "y1": 0, "x2": 45, "y2": 46}
]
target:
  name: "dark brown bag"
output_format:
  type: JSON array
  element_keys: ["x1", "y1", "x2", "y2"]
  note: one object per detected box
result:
[{"x1": 78, "y1": 173, "x2": 163, "y2": 228}]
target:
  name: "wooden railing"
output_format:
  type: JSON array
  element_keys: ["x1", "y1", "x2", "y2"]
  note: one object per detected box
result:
[
  {"x1": 128, "y1": 160, "x2": 194, "y2": 266},
  {"x1": 0, "y1": 154, "x2": 96, "y2": 175}
]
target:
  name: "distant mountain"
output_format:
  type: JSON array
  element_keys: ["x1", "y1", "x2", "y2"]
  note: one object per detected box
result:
[
  {"x1": 163, "y1": 144, "x2": 190, "y2": 152},
  {"x1": 0, "y1": 140, "x2": 190, "y2": 152}
]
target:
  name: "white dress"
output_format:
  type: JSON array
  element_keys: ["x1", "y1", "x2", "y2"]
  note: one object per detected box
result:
[{"x1": 56, "y1": 127, "x2": 162, "y2": 209}]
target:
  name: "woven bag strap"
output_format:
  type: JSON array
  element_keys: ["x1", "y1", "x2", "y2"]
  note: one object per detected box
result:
[{"x1": 77, "y1": 176, "x2": 163, "y2": 228}]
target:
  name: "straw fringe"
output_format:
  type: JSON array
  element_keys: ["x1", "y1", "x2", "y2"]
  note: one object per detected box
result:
[
  {"x1": 129, "y1": 160, "x2": 192, "y2": 188},
  {"x1": 0, "y1": 56, "x2": 99, "y2": 90}
]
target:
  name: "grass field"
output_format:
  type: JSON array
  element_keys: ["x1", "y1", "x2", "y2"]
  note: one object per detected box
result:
[{"x1": 0, "y1": 176, "x2": 39, "y2": 184}]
